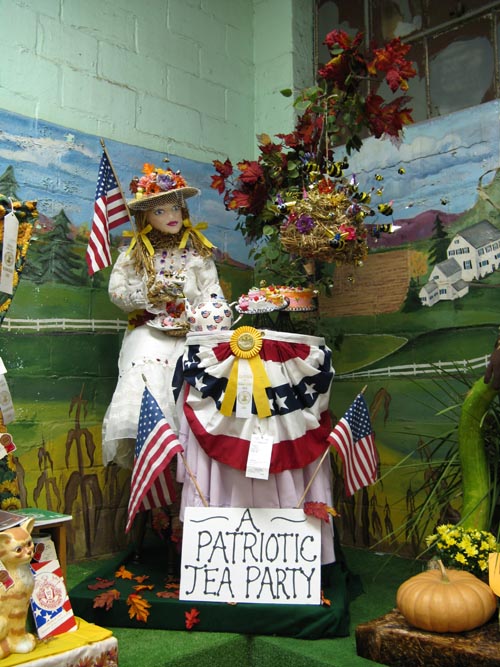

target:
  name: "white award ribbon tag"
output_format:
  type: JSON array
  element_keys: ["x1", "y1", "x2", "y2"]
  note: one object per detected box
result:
[
  {"x1": 245, "y1": 432, "x2": 274, "y2": 480},
  {"x1": 0, "y1": 360, "x2": 15, "y2": 424},
  {"x1": 0, "y1": 210, "x2": 19, "y2": 295},
  {"x1": 235, "y1": 358, "x2": 253, "y2": 419}
]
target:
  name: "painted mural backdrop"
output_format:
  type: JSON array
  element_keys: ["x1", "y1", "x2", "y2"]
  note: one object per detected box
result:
[
  {"x1": 0, "y1": 101, "x2": 499, "y2": 560},
  {"x1": 320, "y1": 100, "x2": 500, "y2": 554}
]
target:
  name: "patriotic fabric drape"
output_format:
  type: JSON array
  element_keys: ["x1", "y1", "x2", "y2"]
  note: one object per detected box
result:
[{"x1": 174, "y1": 330, "x2": 334, "y2": 474}]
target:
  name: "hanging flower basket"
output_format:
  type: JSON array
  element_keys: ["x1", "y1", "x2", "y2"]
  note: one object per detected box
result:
[{"x1": 279, "y1": 186, "x2": 368, "y2": 265}]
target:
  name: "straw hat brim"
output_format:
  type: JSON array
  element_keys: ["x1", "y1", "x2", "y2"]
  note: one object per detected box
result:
[{"x1": 127, "y1": 186, "x2": 200, "y2": 211}]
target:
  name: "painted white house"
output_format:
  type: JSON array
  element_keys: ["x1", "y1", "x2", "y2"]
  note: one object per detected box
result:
[{"x1": 419, "y1": 220, "x2": 500, "y2": 307}]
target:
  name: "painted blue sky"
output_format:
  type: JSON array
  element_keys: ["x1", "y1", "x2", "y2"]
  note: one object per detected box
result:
[
  {"x1": 347, "y1": 99, "x2": 500, "y2": 226},
  {"x1": 0, "y1": 100, "x2": 499, "y2": 264},
  {"x1": 0, "y1": 108, "x2": 250, "y2": 264}
]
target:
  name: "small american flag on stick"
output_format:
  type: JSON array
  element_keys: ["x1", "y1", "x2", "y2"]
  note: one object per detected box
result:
[
  {"x1": 86, "y1": 149, "x2": 130, "y2": 275},
  {"x1": 328, "y1": 393, "x2": 378, "y2": 496},
  {"x1": 126, "y1": 386, "x2": 184, "y2": 533}
]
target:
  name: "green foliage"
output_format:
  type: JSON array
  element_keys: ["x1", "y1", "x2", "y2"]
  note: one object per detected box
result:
[{"x1": 379, "y1": 367, "x2": 500, "y2": 556}]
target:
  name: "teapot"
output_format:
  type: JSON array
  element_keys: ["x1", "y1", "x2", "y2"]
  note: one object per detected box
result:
[{"x1": 185, "y1": 297, "x2": 242, "y2": 332}]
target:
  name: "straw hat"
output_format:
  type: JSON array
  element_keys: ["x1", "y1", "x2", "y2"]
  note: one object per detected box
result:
[{"x1": 128, "y1": 164, "x2": 200, "y2": 212}]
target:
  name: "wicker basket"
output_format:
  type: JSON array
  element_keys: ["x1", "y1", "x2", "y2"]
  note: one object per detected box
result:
[{"x1": 279, "y1": 188, "x2": 368, "y2": 265}]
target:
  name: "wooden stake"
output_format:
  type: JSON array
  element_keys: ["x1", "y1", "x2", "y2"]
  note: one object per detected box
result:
[
  {"x1": 179, "y1": 452, "x2": 209, "y2": 508},
  {"x1": 141, "y1": 374, "x2": 209, "y2": 508},
  {"x1": 99, "y1": 137, "x2": 134, "y2": 228},
  {"x1": 295, "y1": 444, "x2": 330, "y2": 508}
]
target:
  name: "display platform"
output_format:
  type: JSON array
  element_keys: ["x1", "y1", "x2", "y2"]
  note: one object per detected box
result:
[
  {"x1": 356, "y1": 609, "x2": 500, "y2": 667},
  {"x1": 69, "y1": 537, "x2": 362, "y2": 640},
  {"x1": 0, "y1": 618, "x2": 117, "y2": 667}
]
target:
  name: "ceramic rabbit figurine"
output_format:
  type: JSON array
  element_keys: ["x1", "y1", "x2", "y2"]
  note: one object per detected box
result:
[{"x1": 0, "y1": 518, "x2": 36, "y2": 658}]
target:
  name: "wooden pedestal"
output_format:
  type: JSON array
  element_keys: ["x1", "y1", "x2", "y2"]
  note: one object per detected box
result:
[{"x1": 356, "y1": 609, "x2": 500, "y2": 667}]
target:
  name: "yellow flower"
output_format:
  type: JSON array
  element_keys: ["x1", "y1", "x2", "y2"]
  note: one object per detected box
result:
[
  {"x1": 1, "y1": 497, "x2": 21, "y2": 510},
  {"x1": 455, "y1": 553, "x2": 467, "y2": 564}
]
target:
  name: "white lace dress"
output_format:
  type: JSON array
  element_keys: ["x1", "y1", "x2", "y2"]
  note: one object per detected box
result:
[{"x1": 101, "y1": 245, "x2": 222, "y2": 469}]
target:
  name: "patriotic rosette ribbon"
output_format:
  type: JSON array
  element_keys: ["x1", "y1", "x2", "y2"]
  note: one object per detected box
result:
[
  {"x1": 220, "y1": 326, "x2": 271, "y2": 419},
  {"x1": 175, "y1": 328, "x2": 334, "y2": 473}
]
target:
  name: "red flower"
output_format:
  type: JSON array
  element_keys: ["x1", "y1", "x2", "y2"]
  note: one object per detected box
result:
[
  {"x1": 317, "y1": 177, "x2": 334, "y2": 194},
  {"x1": 237, "y1": 160, "x2": 264, "y2": 184},
  {"x1": 368, "y1": 39, "x2": 416, "y2": 92},
  {"x1": 366, "y1": 94, "x2": 413, "y2": 138},
  {"x1": 323, "y1": 29, "x2": 363, "y2": 52},
  {"x1": 213, "y1": 158, "x2": 233, "y2": 178},
  {"x1": 259, "y1": 142, "x2": 284, "y2": 156},
  {"x1": 210, "y1": 173, "x2": 227, "y2": 194},
  {"x1": 227, "y1": 190, "x2": 251, "y2": 210}
]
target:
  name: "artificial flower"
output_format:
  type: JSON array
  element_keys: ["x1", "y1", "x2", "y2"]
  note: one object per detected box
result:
[{"x1": 425, "y1": 524, "x2": 497, "y2": 577}]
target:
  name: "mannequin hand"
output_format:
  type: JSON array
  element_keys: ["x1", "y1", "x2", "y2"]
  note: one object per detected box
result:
[{"x1": 149, "y1": 278, "x2": 184, "y2": 300}]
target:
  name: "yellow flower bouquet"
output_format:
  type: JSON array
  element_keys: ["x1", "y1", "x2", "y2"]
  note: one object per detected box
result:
[
  {"x1": 0, "y1": 194, "x2": 37, "y2": 324},
  {"x1": 425, "y1": 524, "x2": 497, "y2": 577}
]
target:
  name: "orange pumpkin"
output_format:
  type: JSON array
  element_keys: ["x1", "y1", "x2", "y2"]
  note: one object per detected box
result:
[{"x1": 396, "y1": 561, "x2": 497, "y2": 633}]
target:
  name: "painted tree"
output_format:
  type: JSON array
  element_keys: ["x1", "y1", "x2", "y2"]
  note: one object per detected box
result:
[
  {"x1": 0, "y1": 166, "x2": 19, "y2": 199},
  {"x1": 428, "y1": 213, "x2": 449, "y2": 266},
  {"x1": 23, "y1": 209, "x2": 84, "y2": 285},
  {"x1": 402, "y1": 277, "x2": 422, "y2": 312}
]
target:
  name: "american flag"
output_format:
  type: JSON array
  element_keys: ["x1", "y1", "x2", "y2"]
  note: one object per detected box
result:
[
  {"x1": 86, "y1": 151, "x2": 130, "y2": 275},
  {"x1": 328, "y1": 393, "x2": 378, "y2": 496},
  {"x1": 126, "y1": 387, "x2": 184, "y2": 533}
]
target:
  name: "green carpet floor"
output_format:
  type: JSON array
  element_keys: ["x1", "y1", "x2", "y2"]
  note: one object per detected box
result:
[{"x1": 67, "y1": 546, "x2": 422, "y2": 667}]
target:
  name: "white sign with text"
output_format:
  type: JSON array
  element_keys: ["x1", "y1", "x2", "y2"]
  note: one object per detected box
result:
[{"x1": 179, "y1": 507, "x2": 322, "y2": 605}]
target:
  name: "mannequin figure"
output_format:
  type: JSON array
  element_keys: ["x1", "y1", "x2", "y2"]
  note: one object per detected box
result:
[
  {"x1": 102, "y1": 164, "x2": 222, "y2": 469},
  {"x1": 102, "y1": 164, "x2": 222, "y2": 563}
]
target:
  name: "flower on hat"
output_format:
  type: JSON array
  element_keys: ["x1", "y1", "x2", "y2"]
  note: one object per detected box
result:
[{"x1": 129, "y1": 164, "x2": 189, "y2": 197}]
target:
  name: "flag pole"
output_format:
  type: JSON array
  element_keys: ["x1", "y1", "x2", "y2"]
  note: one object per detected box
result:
[
  {"x1": 295, "y1": 384, "x2": 368, "y2": 509},
  {"x1": 141, "y1": 375, "x2": 209, "y2": 508},
  {"x1": 179, "y1": 451, "x2": 209, "y2": 508},
  {"x1": 99, "y1": 137, "x2": 134, "y2": 226}
]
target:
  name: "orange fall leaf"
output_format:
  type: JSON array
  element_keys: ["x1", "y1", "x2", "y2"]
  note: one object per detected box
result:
[
  {"x1": 127, "y1": 593, "x2": 151, "y2": 623},
  {"x1": 134, "y1": 575, "x2": 150, "y2": 584},
  {"x1": 133, "y1": 584, "x2": 155, "y2": 592},
  {"x1": 115, "y1": 565, "x2": 134, "y2": 580},
  {"x1": 156, "y1": 590, "x2": 179, "y2": 599}
]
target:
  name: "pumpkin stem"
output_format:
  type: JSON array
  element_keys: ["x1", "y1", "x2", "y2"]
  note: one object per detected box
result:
[{"x1": 437, "y1": 559, "x2": 450, "y2": 582}]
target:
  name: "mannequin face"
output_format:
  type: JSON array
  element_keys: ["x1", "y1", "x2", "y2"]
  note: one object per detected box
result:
[{"x1": 145, "y1": 201, "x2": 183, "y2": 235}]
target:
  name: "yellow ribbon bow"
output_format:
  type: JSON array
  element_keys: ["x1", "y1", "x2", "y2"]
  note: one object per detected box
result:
[
  {"x1": 123, "y1": 224, "x2": 154, "y2": 256},
  {"x1": 220, "y1": 327, "x2": 272, "y2": 420},
  {"x1": 179, "y1": 219, "x2": 216, "y2": 250}
]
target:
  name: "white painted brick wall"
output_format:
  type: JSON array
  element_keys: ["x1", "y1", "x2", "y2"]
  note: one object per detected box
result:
[{"x1": 0, "y1": 0, "x2": 313, "y2": 164}]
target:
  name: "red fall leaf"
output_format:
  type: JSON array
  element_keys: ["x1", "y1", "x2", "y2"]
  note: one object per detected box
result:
[
  {"x1": 87, "y1": 577, "x2": 115, "y2": 590},
  {"x1": 304, "y1": 501, "x2": 339, "y2": 523},
  {"x1": 185, "y1": 608, "x2": 200, "y2": 630},
  {"x1": 93, "y1": 589, "x2": 121, "y2": 611}
]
